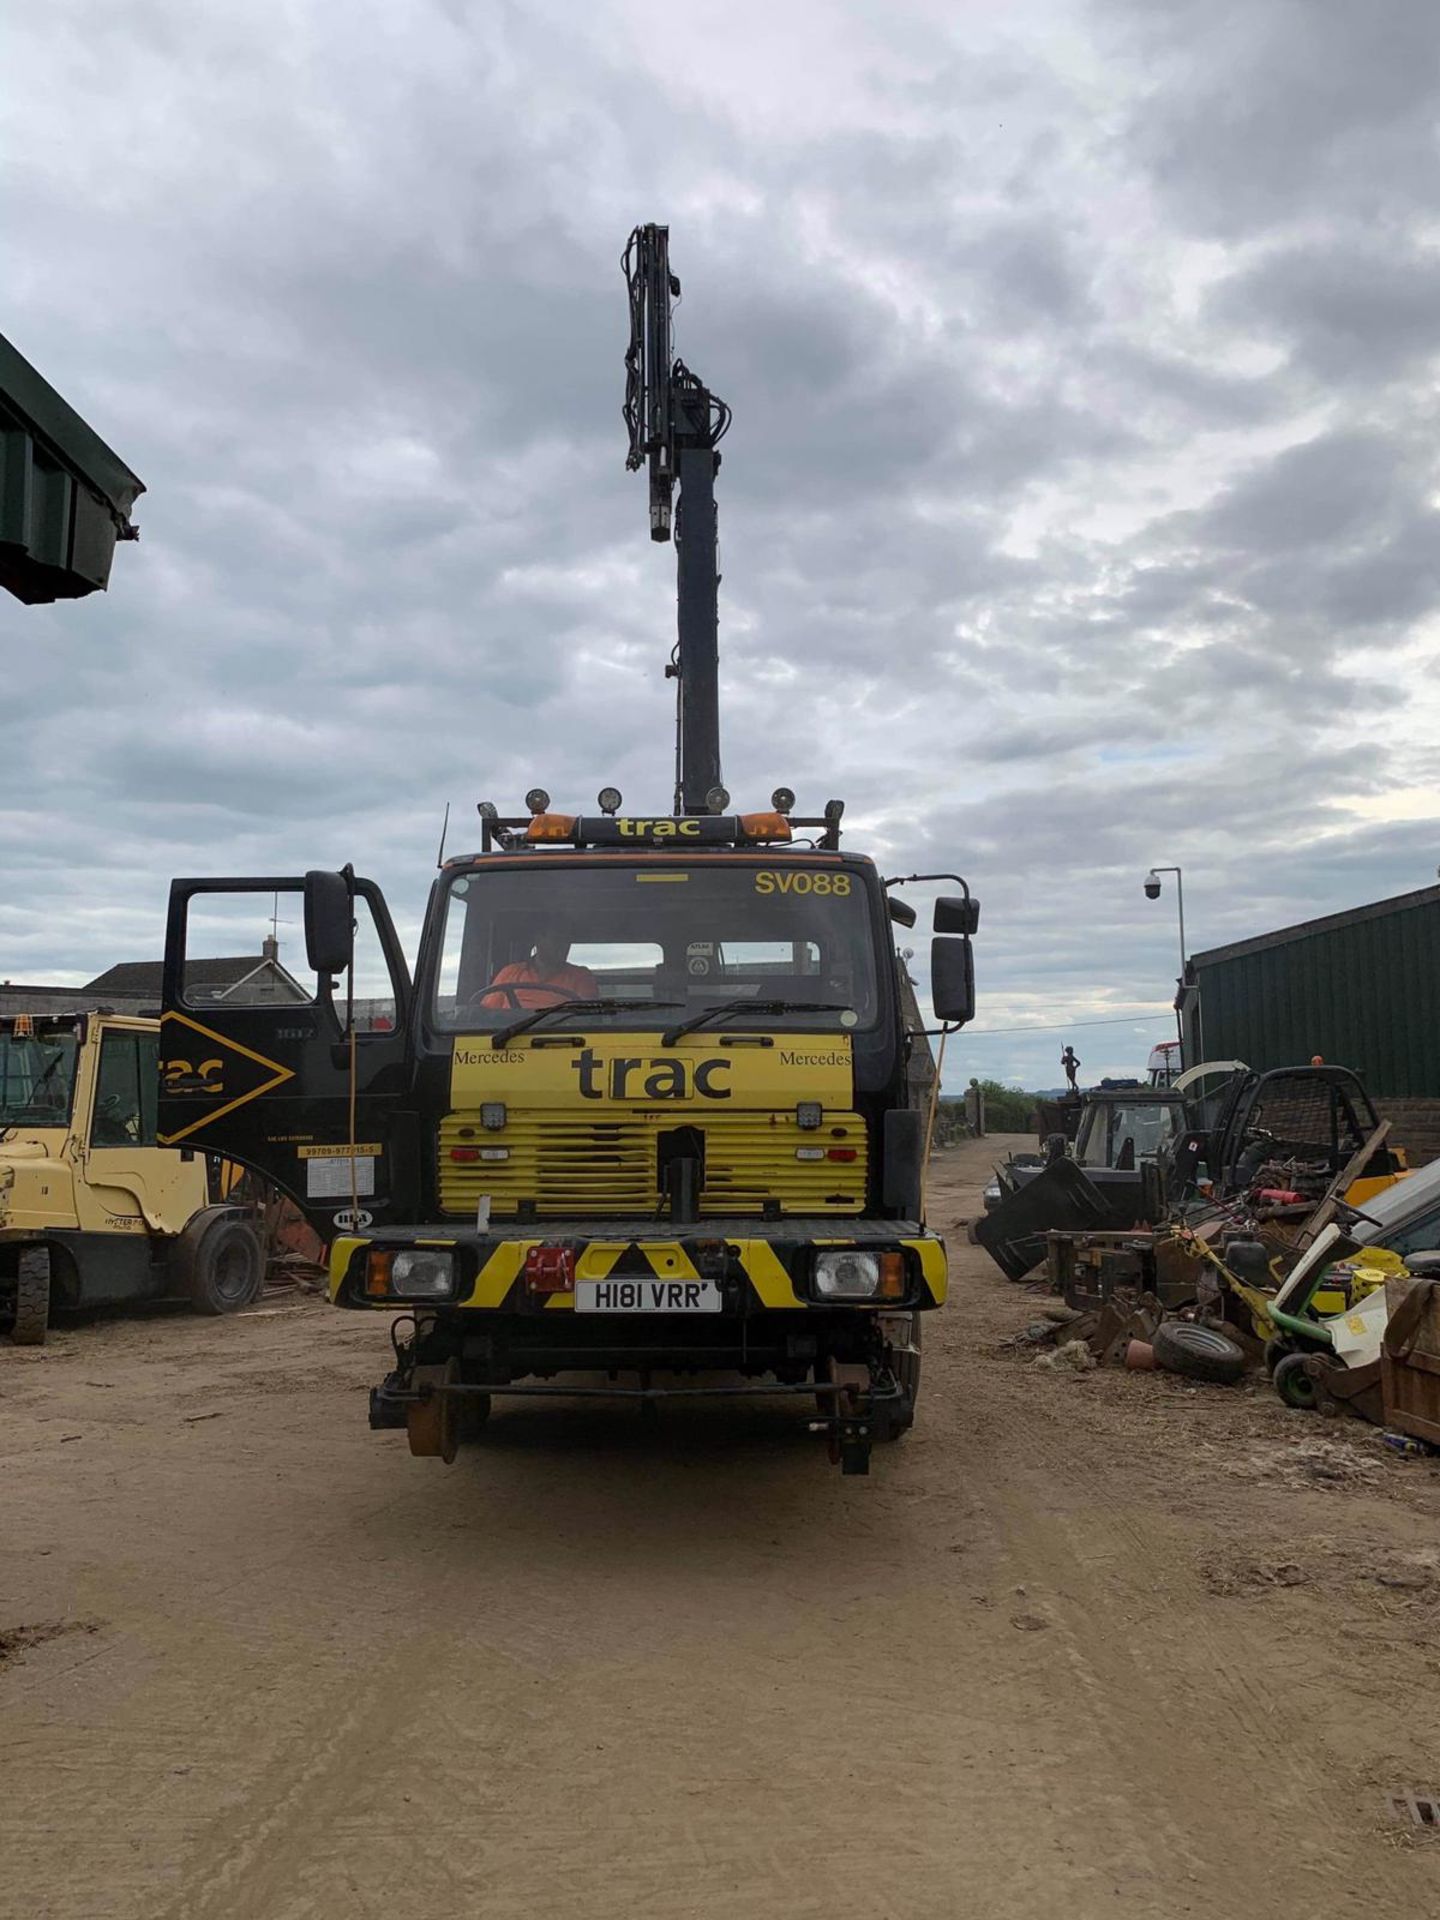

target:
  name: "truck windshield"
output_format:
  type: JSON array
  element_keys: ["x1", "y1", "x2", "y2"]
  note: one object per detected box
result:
[
  {"x1": 0, "y1": 1027, "x2": 80, "y2": 1127},
  {"x1": 433, "y1": 862, "x2": 879, "y2": 1030}
]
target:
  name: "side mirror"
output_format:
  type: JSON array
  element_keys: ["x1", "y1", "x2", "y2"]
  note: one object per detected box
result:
[
  {"x1": 931, "y1": 936, "x2": 975, "y2": 1027},
  {"x1": 934, "y1": 895, "x2": 979, "y2": 936},
  {"x1": 304, "y1": 870, "x2": 353, "y2": 977},
  {"x1": 887, "y1": 895, "x2": 917, "y2": 928}
]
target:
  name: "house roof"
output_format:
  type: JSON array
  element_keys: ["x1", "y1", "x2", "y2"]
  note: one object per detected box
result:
[
  {"x1": 1189, "y1": 884, "x2": 1440, "y2": 973},
  {"x1": 83, "y1": 958, "x2": 272, "y2": 994}
]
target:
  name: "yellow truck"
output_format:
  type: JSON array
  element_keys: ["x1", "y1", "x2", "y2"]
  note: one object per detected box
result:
[
  {"x1": 157, "y1": 818, "x2": 975, "y2": 1472},
  {"x1": 0, "y1": 1011, "x2": 264, "y2": 1345},
  {"x1": 154, "y1": 224, "x2": 978, "y2": 1472}
]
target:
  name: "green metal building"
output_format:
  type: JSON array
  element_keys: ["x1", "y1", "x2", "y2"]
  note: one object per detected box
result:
[
  {"x1": 1, "y1": 332, "x2": 144, "y2": 604},
  {"x1": 1178, "y1": 885, "x2": 1440, "y2": 1097}
]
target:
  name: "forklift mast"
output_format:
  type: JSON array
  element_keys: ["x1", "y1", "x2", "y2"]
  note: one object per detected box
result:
[{"x1": 622, "y1": 224, "x2": 731, "y2": 816}]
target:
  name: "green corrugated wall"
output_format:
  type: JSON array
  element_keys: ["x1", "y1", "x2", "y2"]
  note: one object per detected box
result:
[{"x1": 1192, "y1": 895, "x2": 1440, "y2": 1097}]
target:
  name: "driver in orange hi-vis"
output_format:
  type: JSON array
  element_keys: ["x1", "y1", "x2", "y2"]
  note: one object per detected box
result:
[{"x1": 480, "y1": 926, "x2": 598, "y2": 1009}]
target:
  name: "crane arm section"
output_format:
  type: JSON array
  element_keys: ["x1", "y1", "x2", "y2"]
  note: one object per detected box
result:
[{"x1": 623, "y1": 224, "x2": 731, "y2": 814}]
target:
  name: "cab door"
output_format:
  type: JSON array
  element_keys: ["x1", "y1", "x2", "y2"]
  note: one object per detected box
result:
[
  {"x1": 158, "y1": 877, "x2": 414, "y2": 1235},
  {"x1": 79, "y1": 1023, "x2": 208, "y2": 1236}
]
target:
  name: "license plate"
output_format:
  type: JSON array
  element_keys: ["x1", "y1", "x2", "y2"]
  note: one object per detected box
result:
[{"x1": 574, "y1": 1278, "x2": 723, "y2": 1313}]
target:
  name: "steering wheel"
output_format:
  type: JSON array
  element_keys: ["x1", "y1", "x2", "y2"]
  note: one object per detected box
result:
[
  {"x1": 95, "y1": 1095, "x2": 139, "y2": 1143},
  {"x1": 467, "y1": 980, "x2": 585, "y2": 1008}
]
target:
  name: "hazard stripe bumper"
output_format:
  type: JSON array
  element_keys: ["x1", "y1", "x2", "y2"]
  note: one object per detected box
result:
[{"x1": 330, "y1": 1229, "x2": 947, "y2": 1311}]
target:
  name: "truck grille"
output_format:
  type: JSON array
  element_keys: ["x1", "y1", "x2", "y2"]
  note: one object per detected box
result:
[{"x1": 438, "y1": 1110, "x2": 867, "y2": 1217}]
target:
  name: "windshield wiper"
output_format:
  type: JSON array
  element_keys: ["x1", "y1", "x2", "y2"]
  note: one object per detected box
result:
[
  {"x1": 661, "y1": 1000, "x2": 846, "y2": 1047},
  {"x1": 490, "y1": 998, "x2": 682, "y2": 1051}
]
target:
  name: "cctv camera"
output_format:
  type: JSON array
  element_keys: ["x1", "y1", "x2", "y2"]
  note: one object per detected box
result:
[{"x1": 1143, "y1": 876, "x2": 1162, "y2": 900}]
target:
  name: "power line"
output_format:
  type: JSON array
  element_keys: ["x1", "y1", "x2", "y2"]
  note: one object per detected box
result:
[{"x1": 963, "y1": 1013, "x2": 1174, "y2": 1036}]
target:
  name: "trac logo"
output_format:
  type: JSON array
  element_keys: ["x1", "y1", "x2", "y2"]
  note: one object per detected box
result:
[
  {"x1": 614, "y1": 817, "x2": 701, "y2": 838},
  {"x1": 571, "y1": 1047, "x2": 731, "y2": 1100}
]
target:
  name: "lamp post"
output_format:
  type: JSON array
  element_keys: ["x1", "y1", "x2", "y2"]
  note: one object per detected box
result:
[{"x1": 1144, "y1": 866, "x2": 1188, "y2": 1068}]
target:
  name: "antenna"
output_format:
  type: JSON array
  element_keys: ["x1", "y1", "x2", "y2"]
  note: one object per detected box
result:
[
  {"x1": 436, "y1": 801, "x2": 451, "y2": 869},
  {"x1": 265, "y1": 891, "x2": 295, "y2": 960}
]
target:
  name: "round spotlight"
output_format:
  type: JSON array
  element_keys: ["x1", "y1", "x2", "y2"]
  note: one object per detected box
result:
[
  {"x1": 597, "y1": 787, "x2": 622, "y2": 815},
  {"x1": 705, "y1": 785, "x2": 731, "y2": 814},
  {"x1": 525, "y1": 788, "x2": 551, "y2": 815},
  {"x1": 771, "y1": 786, "x2": 796, "y2": 815}
]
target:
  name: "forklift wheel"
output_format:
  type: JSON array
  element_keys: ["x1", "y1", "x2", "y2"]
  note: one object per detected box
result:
[
  {"x1": 1273, "y1": 1350, "x2": 1321, "y2": 1412},
  {"x1": 9, "y1": 1248, "x2": 51, "y2": 1346},
  {"x1": 183, "y1": 1216, "x2": 265, "y2": 1316}
]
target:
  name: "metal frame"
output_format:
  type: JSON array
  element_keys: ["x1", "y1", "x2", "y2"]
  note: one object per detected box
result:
[{"x1": 475, "y1": 813, "x2": 844, "y2": 852}]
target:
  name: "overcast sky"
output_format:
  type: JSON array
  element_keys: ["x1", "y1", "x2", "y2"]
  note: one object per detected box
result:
[{"x1": 4, "y1": 0, "x2": 1439, "y2": 1090}]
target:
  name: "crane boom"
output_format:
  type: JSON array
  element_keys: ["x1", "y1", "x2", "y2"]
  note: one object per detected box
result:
[{"x1": 623, "y1": 224, "x2": 731, "y2": 815}]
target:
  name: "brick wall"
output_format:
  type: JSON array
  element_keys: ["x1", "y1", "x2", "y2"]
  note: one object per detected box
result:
[{"x1": 1377, "y1": 1099, "x2": 1440, "y2": 1169}]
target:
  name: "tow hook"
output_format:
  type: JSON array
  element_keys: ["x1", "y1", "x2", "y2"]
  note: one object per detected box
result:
[{"x1": 809, "y1": 1359, "x2": 879, "y2": 1476}]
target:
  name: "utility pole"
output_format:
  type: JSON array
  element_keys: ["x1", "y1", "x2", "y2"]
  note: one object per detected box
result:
[{"x1": 1145, "y1": 866, "x2": 1188, "y2": 1067}]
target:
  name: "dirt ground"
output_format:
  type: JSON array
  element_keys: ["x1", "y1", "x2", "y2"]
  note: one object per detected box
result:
[{"x1": 4, "y1": 1134, "x2": 1440, "y2": 1919}]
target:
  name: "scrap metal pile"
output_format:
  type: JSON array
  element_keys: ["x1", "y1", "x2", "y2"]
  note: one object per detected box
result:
[{"x1": 976, "y1": 1062, "x2": 1440, "y2": 1447}]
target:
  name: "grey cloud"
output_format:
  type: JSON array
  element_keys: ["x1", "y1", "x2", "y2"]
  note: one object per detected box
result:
[
  {"x1": 1196, "y1": 430, "x2": 1416, "y2": 556},
  {"x1": 3, "y1": 0, "x2": 1440, "y2": 1101},
  {"x1": 1214, "y1": 235, "x2": 1440, "y2": 386},
  {"x1": 1106, "y1": 0, "x2": 1440, "y2": 236}
]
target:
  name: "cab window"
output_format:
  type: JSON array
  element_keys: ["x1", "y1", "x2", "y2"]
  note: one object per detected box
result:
[
  {"x1": 92, "y1": 1032, "x2": 159, "y2": 1147},
  {"x1": 432, "y1": 864, "x2": 877, "y2": 1028}
]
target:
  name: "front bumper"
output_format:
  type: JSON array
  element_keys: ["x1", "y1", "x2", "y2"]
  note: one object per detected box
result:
[{"x1": 328, "y1": 1219, "x2": 947, "y2": 1314}]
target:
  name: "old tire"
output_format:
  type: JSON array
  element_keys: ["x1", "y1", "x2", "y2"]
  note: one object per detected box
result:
[
  {"x1": 183, "y1": 1216, "x2": 265, "y2": 1316},
  {"x1": 1152, "y1": 1320, "x2": 1246, "y2": 1386},
  {"x1": 10, "y1": 1247, "x2": 51, "y2": 1346},
  {"x1": 1273, "y1": 1349, "x2": 1321, "y2": 1412}
]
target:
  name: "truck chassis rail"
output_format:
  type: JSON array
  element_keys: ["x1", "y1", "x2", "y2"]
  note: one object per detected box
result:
[{"x1": 369, "y1": 1371, "x2": 903, "y2": 1475}]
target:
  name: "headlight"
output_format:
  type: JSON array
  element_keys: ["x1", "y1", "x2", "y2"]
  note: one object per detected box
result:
[
  {"x1": 389, "y1": 1249, "x2": 455, "y2": 1298},
  {"x1": 814, "y1": 1250, "x2": 881, "y2": 1299}
]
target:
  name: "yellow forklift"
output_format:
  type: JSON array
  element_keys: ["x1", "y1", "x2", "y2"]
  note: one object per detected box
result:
[
  {"x1": 0, "y1": 1011, "x2": 264, "y2": 1345},
  {"x1": 157, "y1": 227, "x2": 977, "y2": 1473}
]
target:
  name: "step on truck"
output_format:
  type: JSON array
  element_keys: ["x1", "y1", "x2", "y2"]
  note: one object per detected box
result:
[{"x1": 156, "y1": 225, "x2": 978, "y2": 1473}]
